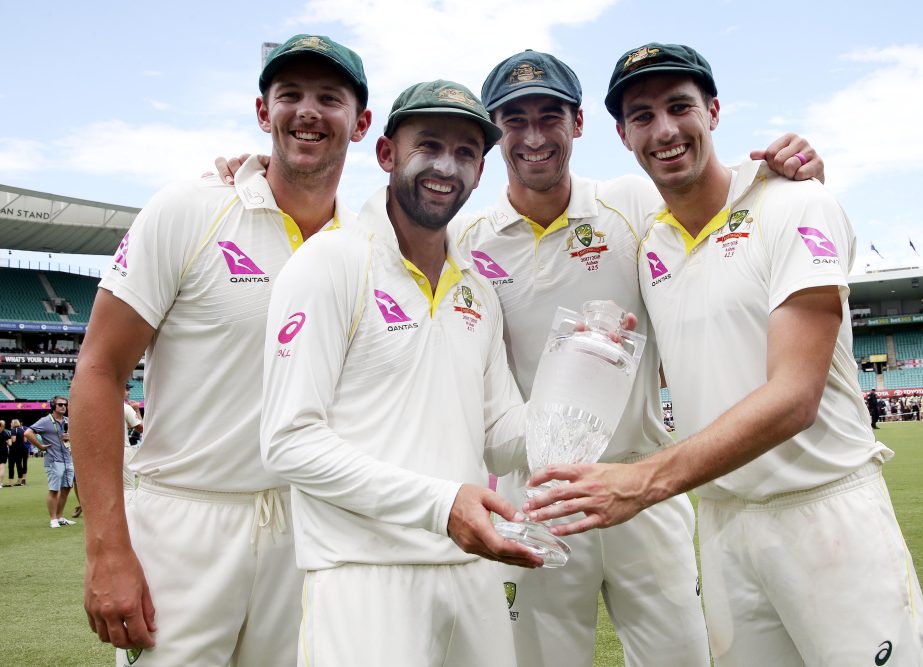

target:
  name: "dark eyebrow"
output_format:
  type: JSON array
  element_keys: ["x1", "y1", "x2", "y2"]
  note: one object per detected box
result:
[
  {"x1": 625, "y1": 92, "x2": 698, "y2": 117},
  {"x1": 499, "y1": 101, "x2": 567, "y2": 117}
]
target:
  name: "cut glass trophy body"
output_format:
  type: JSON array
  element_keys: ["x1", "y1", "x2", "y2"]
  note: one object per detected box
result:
[{"x1": 494, "y1": 300, "x2": 646, "y2": 567}]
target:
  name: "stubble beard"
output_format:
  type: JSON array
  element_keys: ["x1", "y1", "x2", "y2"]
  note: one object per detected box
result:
[{"x1": 391, "y1": 174, "x2": 468, "y2": 231}]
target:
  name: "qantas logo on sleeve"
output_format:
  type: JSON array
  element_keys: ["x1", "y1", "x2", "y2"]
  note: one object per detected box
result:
[
  {"x1": 217, "y1": 241, "x2": 269, "y2": 283},
  {"x1": 114, "y1": 232, "x2": 130, "y2": 269},
  {"x1": 470, "y1": 250, "x2": 511, "y2": 284},
  {"x1": 796, "y1": 227, "x2": 840, "y2": 264}
]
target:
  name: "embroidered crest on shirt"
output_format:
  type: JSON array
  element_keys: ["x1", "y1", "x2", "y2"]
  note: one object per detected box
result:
[
  {"x1": 504, "y1": 581, "x2": 519, "y2": 621},
  {"x1": 452, "y1": 284, "x2": 482, "y2": 332},
  {"x1": 797, "y1": 227, "x2": 839, "y2": 264},
  {"x1": 217, "y1": 241, "x2": 269, "y2": 283},
  {"x1": 564, "y1": 224, "x2": 609, "y2": 272},
  {"x1": 716, "y1": 209, "x2": 752, "y2": 258},
  {"x1": 646, "y1": 251, "x2": 672, "y2": 286}
]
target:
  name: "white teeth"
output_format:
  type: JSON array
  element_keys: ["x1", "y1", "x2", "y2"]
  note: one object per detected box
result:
[
  {"x1": 423, "y1": 181, "x2": 452, "y2": 193},
  {"x1": 294, "y1": 131, "x2": 322, "y2": 141},
  {"x1": 654, "y1": 146, "x2": 686, "y2": 160},
  {"x1": 521, "y1": 151, "x2": 551, "y2": 162}
]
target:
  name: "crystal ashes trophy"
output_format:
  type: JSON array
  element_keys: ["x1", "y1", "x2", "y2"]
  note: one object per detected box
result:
[{"x1": 494, "y1": 300, "x2": 646, "y2": 567}]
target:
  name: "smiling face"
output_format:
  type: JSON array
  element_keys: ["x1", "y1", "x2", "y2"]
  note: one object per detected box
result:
[
  {"x1": 377, "y1": 115, "x2": 485, "y2": 230},
  {"x1": 616, "y1": 73, "x2": 719, "y2": 195},
  {"x1": 256, "y1": 58, "x2": 370, "y2": 183},
  {"x1": 493, "y1": 94, "x2": 582, "y2": 194}
]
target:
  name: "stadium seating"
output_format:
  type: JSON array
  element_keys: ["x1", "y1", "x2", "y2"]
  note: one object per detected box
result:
[
  {"x1": 660, "y1": 387, "x2": 671, "y2": 403},
  {"x1": 44, "y1": 272, "x2": 100, "y2": 323},
  {"x1": 852, "y1": 333, "x2": 887, "y2": 359},
  {"x1": 883, "y1": 367, "x2": 923, "y2": 390},
  {"x1": 3, "y1": 378, "x2": 72, "y2": 400},
  {"x1": 0, "y1": 269, "x2": 62, "y2": 322},
  {"x1": 893, "y1": 331, "x2": 923, "y2": 362},
  {"x1": 858, "y1": 371, "x2": 878, "y2": 391}
]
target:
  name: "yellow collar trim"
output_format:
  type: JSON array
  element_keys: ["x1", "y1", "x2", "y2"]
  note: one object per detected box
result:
[
  {"x1": 281, "y1": 212, "x2": 340, "y2": 253},
  {"x1": 524, "y1": 210, "x2": 569, "y2": 243},
  {"x1": 401, "y1": 254, "x2": 462, "y2": 318},
  {"x1": 656, "y1": 207, "x2": 729, "y2": 255}
]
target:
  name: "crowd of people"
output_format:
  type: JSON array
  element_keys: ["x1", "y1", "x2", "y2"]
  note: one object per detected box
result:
[{"x1": 45, "y1": 33, "x2": 923, "y2": 667}]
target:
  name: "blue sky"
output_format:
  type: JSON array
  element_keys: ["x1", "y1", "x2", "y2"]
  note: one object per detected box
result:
[{"x1": 2, "y1": 0, "x2": 922, "y2": 273}]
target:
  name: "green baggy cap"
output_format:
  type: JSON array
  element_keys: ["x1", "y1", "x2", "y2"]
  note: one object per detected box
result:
[
  {"x1": 604, "y1": 43, "x2": 717, "y2": 119},
  {"x1": 259, "y1": 34, "x2": 368, "y2": 107},
  {"x1": 384, "y1": 80, "x2": 503, "y2": 152},
  {"x1": 481, "y1": 49, "x2": 582, "y2": 111}
]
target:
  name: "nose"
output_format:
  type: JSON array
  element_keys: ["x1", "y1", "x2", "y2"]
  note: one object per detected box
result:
[
  {"x1": 432, "y1": 150, "x2": 458, "y2": 177},
  {"x1": 523, "y1": 121, "x2": 544, "y2": 149},
  {"x1": 297, "y1": 97, "x2": 321, "y2": 122},
  {"x1": 650, "y1": 112, "x2": 678, "y2": 144}
]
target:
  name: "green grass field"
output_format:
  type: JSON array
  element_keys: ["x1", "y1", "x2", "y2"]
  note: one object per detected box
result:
[{"x1": 1, "y1": 421, "x2": 920, "y2": 665}]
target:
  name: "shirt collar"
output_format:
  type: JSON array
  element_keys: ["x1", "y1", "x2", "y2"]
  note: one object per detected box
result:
[
  {"x1": 487, "y1": 174, "x2": 599, "y2": 232},
  {"x1": 234, "y1": 155, "x2": 351, "y2": 227},
  {"x1": 234, "y1": 155, "x2": 280, "y2": 210}
]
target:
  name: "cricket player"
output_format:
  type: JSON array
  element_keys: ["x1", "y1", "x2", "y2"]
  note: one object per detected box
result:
[
  {"x1": 451, "y1": 49, "x2": 825, "y2": 667},
  {"x1": 525, "y1": 43, "x2": 923, "y2": 666},
  {"x1": 69, "y1": 34, "x2": 371, "y2": 666},
  {"x1": 261, "y1": 80, "x2": 542, "y2": 667}
]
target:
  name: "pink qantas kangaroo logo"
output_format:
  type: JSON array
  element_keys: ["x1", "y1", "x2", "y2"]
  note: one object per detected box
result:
[
  {"x1": 217, "y1": 241, "x2": 264, "y2": 275},
  {"x1": 114, "y1": 232, "x2": 130, "y2": 268},
  {"x1": 470, "y1": 250, "x2": 509, "y2": 278},
  {"x1": 647, "y1": 251, "x2": 669, "y2": 279},
  {"x1": 373, "y1": 290, "x2": 411, "y2": 323},
  {"x1": 797, "y1": 227, "x2": 838, "y2": 258}
]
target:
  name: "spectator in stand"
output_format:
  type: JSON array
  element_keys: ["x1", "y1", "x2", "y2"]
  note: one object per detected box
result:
[
  {"x1": 866, "y1": 389, "x2": 880, "y2": 429},
  {"x1": 8, "y1": 419, "x2": 28, "y2": 485}
]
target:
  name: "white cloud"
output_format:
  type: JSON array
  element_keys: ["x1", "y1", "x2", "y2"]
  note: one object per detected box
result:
[
  {"x1": 719, "y1": 100, "x2": 754, "y2": 116},
  {"x1": 802, "y1": 45, "x2": 923, "y2": 192},
  {"x1": 0, "y1": 138, "x2": 46, "y2": 172},
  {"x1": 287, "y1": 0, "x2": 619, "y2": 111},
  {"x1": 148, "y1": 99, "x2": 173, "y2": 111},
  {"x1": 51, "y1": 120, "x2": 268, "y2": 187}
]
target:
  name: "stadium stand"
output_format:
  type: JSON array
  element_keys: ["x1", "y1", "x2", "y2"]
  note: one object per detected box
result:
[
  {"x1": 883, "y1": 368, "x2": 923, "y2": 390},
  {"x1": 858, "y1": 371, "x2": 878, "y2": 391},
  {"x1": 0, "y1": 268, "x2": 61, "y2": 322},
  {"x1": 660, "y1": 387, "x2": 671, "y2": 403},
  {"x1": 893, "y1": 331, "x2": 923, "y2": 362},
  {"x1": 853, "y1": 333, "x2": 888, "y2": 359},
  {"x1": 44, "y1": 271, "x2": 100, "y2": 323},
  {"x1": 4, "y1": 377, "x2": 71, "y2": 400}
]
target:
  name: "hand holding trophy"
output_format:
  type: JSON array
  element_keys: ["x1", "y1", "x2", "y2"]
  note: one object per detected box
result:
[{"x1": 494, "y1": 300, "x2": 645, "y2": 567}]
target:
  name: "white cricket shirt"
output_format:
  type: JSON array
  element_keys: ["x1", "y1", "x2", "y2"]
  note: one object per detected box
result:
[
  {"x1": 261, "y1": 187, "x2": 527, "y2": 570},
  {"x1": 100, "y1": 156, "x2": 345, "y2": 492},
  {"x1": 452, "y1": 175, "x2": 669, "y2": 461},
  {"x1": 639, "y1": 160, "x2": 889, "y2": 500}
]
